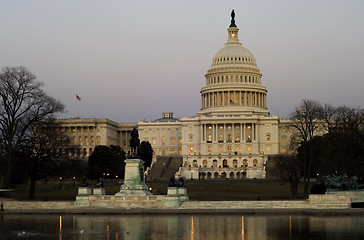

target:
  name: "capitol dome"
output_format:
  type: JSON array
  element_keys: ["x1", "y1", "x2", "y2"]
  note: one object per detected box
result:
[{"x1": 200, "y1": 11, "x2": 268, "y2": 116}]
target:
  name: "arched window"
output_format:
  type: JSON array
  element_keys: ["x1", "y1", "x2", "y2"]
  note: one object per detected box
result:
[
  {"x1": 193, "y1": 160, "x2": 198, "y2": 167},
  {"x1": 203, "y1": 160, "x2": 207, "y2": 167},
  {"x1": 223, "y1": 159, "x2": 228, "y2": 167},
  {"x1": 243, "y1": 159, "x2": 248, "y2": 167},
  {"x1": 213, "y1": 160, "x2": 218, "y2": 168},
  {"x1": 233, "y1": 159, "x2": 238, "y2": 167},
  {"x1": 253, "y1": 159, "x2": 258, "y2": 167}
]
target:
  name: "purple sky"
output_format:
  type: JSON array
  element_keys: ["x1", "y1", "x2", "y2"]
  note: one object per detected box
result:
[{"x1": 1, "y1": 0, "x2": 364, "y2": 122}]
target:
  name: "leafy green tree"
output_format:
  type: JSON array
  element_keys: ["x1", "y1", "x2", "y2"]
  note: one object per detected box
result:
[
  {"x1": 88, "y1": 145, "x2": 126, "y2": 179},
  {"x1": 139, "y1": 141, "x2": 153, "y2": 169}
]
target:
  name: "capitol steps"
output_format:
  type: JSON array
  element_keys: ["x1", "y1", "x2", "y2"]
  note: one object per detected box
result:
[{"x1": 147, "y1": 156, "x2": 183, "y2": 180}]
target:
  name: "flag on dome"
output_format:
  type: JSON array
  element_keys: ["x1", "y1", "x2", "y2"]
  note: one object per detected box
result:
[
  {"x1": 230, "y1": 99, "x2": 234, "y2": 105},
  {"x1": 76, "y1": 95, "x2": 81, "y2": 101}
]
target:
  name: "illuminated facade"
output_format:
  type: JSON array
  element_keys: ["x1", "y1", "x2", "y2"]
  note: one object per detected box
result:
[{"x1": 57, "y1": 12, "x2": 294, "y2": 179}]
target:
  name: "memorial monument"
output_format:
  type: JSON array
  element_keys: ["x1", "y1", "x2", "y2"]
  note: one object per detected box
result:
[{"x1": 115, "y1": 128, "x2": 152, "y2": 196}]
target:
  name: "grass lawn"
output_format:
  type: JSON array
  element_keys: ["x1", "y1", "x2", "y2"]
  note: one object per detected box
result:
[{"x1": 8, "y1": 179, "x2": 305, "y2": 201}]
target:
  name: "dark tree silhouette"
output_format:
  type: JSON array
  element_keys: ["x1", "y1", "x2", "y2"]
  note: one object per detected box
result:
[
  {"x1": 268, "y1": 154, "x2": 301, "y2": 198},
  {"x1": 0, "y1": 66, "x2": 64, "y2": 188},
  {"x1": 139, "y1": 141, "x2": 153, "y2": 169},
  {"x1": 21, "y1": 120, "x2": 82, "y2": 199},
  {"x1": 88, "y1": 145, "x2": 126, "y2": 179},
  {"x1": 288, "y1": 99, "x2": 323, "y2": 197}
]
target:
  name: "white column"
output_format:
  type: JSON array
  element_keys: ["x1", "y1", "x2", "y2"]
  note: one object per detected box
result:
[
  {"x1": 232, "y1": 123, "x2": 235, "y2": 142},
  {"x1": 203, "y1": 124, "x2": 207, "y2": 141},
  {"x1": 200, "y1": 124, "x2": 204, "y2": 142},
  {"x1": 215, "y1": 124, "x2": 218, "y2": 142},
  {"x1": 212, "y1": 124, "x2": 215, "y2": 142},
  {"x1": 224, "y1": 124, "x2": 226, "y2": 143},
  {"x1": 243, "y1": 124, "x2": 246, "y2": 141},
  {"x1": 240, "y1": 123, "x2": 243, "y2": 142}
]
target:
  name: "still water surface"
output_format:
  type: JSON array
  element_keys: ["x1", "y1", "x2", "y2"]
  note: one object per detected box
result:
[{"x1": 0, "y1": 214, "x2": 364, "y2": 240}]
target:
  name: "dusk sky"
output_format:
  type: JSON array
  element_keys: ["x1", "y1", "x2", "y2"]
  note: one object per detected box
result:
[{"x1": 1, "y1": 1, "x2": 363, "y2": 122}]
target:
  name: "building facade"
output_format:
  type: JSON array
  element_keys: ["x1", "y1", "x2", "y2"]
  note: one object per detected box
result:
[{"x1": 57, "y1": 13, "x2": 294, "y2": 179}]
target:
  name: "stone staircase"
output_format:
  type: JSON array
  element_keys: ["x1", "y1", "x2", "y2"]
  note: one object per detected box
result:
[{"x1": 147, "y1": 156, "x2": 183, "y2": 180}]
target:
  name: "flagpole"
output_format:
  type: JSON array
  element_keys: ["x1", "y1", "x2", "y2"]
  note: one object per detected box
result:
[
  {"x1": 75, "y1": 101, "x2": 78, "y2": 118},
  {"x1": 75, "y1": 95, "x2": 81, "y2": 118}
]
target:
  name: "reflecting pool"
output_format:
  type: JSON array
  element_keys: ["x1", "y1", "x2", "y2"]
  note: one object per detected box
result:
[{"x1": 0, "y1": 214, "x2": 364, "y2": 240}]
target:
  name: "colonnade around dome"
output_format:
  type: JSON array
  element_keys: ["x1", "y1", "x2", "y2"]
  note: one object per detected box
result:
[{"x1": 201, "y1": 90, "x2": 267, "y2": 109}]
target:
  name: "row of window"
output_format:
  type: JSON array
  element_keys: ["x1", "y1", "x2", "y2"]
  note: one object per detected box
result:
[
  {"x1": 144, "y1": 129, "x2": 182, "y2": 134},
  {"x1": 190, "y1": 159, "x2": 259, "y2": 168},
  {"x1": 199, "y1": 171, "x2": 247, "y2": 179},
  {"x1": 73, "y1": 136, "x2": 101, "y2": 145},
  {"x1": 213, "y1": 56, "x2": 255, "y2": 64},
  {"x1": 145, "y1": 137, "x2": 182, "y2": 146},
  {"x1": 59, "y1": 147, "x2": 94, "y2": 158},
  {"x1": 207, "y1": 74, "x2": 260, "y2": 85},
  {"x1": 58, "y1": 126, "x2": 101, "y2": 133},
  {"x1": 189, "y1": 145, "x2": 271, "y2": 153}
]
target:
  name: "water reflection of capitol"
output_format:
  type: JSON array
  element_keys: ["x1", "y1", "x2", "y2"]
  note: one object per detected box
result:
[
  {"x1": 56, "y1": 11, "x2": 294, "y2": 180},
  {"x1": 64, "y1": 214, "x2": 362, "y2": 240},
  {"x1": 71, "y1": 215, "x2": 265, "y2": 240},
  {"x1": 2, "y1": 214, "x2": 361, "y2": 239}
]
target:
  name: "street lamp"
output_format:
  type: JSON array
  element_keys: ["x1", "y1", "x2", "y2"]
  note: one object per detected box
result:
[{"x1": 59, "y1": 177, "x2": 63, "y2": 189}]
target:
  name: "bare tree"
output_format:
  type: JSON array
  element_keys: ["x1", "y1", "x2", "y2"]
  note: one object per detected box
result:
[
  {"x1": 288, "y1": 99, "x2": 323, "y2": 197},
  {"x1": 21, "y1": 120, "x2": 82, "y2": 199},
  {"x1": 0, "y1": 66, "x2": 64, "y2": 188},
  {"x1": 320, "y1": 104, "x2": 364, "y2": 135}
]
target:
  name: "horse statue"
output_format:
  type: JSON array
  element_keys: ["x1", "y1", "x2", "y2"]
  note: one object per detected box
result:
[{"x1": 129, "y1": 127, "x2": 140, "y2": 158}]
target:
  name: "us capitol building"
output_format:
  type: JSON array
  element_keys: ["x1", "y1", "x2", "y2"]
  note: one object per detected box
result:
[{"x1": 56, "y1": 12, "x2": 292, "y2": 180}]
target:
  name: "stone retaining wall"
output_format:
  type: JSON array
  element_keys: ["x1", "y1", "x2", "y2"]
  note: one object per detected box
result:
[
  {"x1": 2, "y1": 194, "x2": 351, "y2": 210},
  {"x1": 75, "y1": 195, "x2": 182, "y2": 208},
  {"x1": 3, "y1": 201, "x2": 75, "y2": 210}
]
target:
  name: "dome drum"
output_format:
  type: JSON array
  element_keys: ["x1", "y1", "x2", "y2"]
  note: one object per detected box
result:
[{"x1": 200, "y1": 89, "x2": 267, "y2": 111}]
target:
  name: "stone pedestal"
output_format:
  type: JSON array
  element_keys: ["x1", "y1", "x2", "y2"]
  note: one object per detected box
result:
[
  {"x1": 78, "y1": 187, "x2": 92, "y2": 195},
  {"x1": 115, "y1": 158, "x2": 152, "y2": 196},
  {"x1": 167, "y1": 187, "x2": 189, "y2": 202},
  {"x1": 93, "y1": 187, "x2": 105, "y2": 195}
]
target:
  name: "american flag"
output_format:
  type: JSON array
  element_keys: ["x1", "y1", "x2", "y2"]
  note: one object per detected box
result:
[
  {"x1": 230, "y1": 99, "x2": 234, "y2": 105},
  {"x1": 76, "y1": 95, "x2": 81, "y2": 101}
]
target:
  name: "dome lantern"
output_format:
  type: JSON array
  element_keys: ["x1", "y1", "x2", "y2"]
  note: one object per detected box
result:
[{"x1": 227, "y1": 10, "x2": 240, "y2": 45}]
